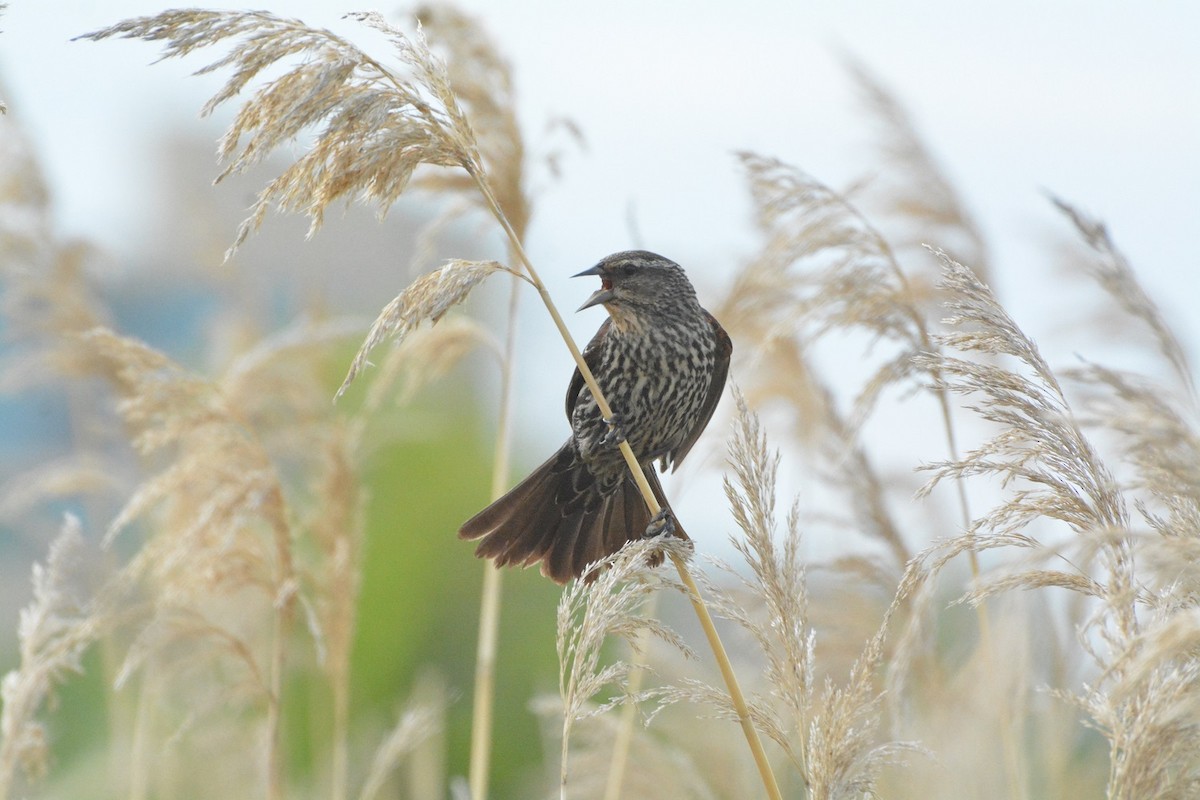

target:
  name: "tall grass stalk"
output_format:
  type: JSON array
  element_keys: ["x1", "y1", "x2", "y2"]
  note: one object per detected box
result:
[
  {"x1": 469, "y1": 563, "x2": 503, "y2": 798},
  {"x1": 468, "y1": 267, "x2": 522, "y2": 800}
]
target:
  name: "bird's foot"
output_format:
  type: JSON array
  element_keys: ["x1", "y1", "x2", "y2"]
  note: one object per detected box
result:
[
  {"x1": 600, "y1": 413, "x2": 627, "y2": 448},
  {"x1": 645, "y1": 509, "x2": 676, "y2": 539}
]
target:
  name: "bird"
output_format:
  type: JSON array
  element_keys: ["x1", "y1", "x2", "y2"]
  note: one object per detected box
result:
[{"x1": 458, "y1": 250, "x2": 731, "y2": 583}]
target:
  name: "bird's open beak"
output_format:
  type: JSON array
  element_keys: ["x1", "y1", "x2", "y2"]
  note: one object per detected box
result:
[
  {"x1": 573, "y1": 264, "x2": 614, "y2": 311},
  {"x1": 577, "y1": 287, "x2": 614, "y2": 311}
]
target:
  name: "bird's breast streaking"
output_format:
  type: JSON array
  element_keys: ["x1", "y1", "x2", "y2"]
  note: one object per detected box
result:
[{"x1": 572, "y1": 315, "x2": 719, "y2": 490}]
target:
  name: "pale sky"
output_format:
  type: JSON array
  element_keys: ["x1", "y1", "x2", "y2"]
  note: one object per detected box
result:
[
  {"x1": 2, "y1": 0, "x2": 1198, "y2": 527},
  {"x1": 3, "y1": 1, "x2": 1196, "y2": 322}
]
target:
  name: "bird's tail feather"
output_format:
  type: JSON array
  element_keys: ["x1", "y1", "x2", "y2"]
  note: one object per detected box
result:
[{"x1": 458, "y1": 445, "x2": 686, "y2": 583}]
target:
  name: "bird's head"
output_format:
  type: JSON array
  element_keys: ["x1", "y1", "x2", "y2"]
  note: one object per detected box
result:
[{"x1": 574, "y1": 250, "x2": 698, "y2": 330}]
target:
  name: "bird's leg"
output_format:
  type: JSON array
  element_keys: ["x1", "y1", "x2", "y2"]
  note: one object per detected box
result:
[
  {"x1": 645, "y1": 509, "x2": 676, "y2": 539},
  {"x1": 600, "y1": 412, "x2": 627, "y2": 448}
]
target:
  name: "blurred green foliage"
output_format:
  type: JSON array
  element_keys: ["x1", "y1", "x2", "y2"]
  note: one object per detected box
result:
[{"x1": 352, "y1": 397, "x2": 561, "y2": 794}]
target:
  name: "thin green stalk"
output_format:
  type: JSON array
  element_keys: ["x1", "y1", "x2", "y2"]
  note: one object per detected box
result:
[
  {"x1": 468, "y1": 267, "x2": 523, "y2": 800},
  {"x1": 469, "y1": 171, "x2": 783, "y2": 800},
  {"x1": 332, "y1": 659, "x2": 349, "y2": 800}
]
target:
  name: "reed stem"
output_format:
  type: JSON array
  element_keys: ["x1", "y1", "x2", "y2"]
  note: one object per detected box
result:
[
  {"x1": 468, "y1": 258, "x2": 524, "y2": 800},
  {"x1": 470, "y1": 170, "x2": 782, "y2": 800}
]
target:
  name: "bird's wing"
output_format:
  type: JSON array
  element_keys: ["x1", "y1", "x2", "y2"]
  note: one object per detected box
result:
[
  {"x1": 565, "y1": 317, "x2": 612, "y2": 419},
  {"x1": 668, "y1": 311, "x2": 732, "y2": 470}
]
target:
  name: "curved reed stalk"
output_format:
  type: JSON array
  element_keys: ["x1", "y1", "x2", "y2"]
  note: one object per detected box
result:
[{"x1": 472, "y1": 176, "x2": 784, "y2": 800}]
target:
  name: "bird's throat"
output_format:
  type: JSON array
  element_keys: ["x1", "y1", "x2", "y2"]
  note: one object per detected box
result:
[{"x1": 604, "y1": 305, "x2": 648, "y2": 335}]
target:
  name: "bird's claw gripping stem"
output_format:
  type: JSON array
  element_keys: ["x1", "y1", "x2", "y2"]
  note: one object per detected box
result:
[
  {"x1": 645, "y1": 509, "x2": 676, "y2": 539},
  {"x1": 601, "y1": 412, "x2": 627, "y2": 448}
]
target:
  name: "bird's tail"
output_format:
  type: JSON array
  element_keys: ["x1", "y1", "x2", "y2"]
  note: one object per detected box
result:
[{"x1": 458, "y1": 444, "x2": 686, "y2": 583}]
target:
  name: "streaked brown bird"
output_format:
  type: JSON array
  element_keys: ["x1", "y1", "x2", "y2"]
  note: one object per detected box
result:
[{"x1": 459, "y1": 250, "x2": 731, "y2": 583}]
